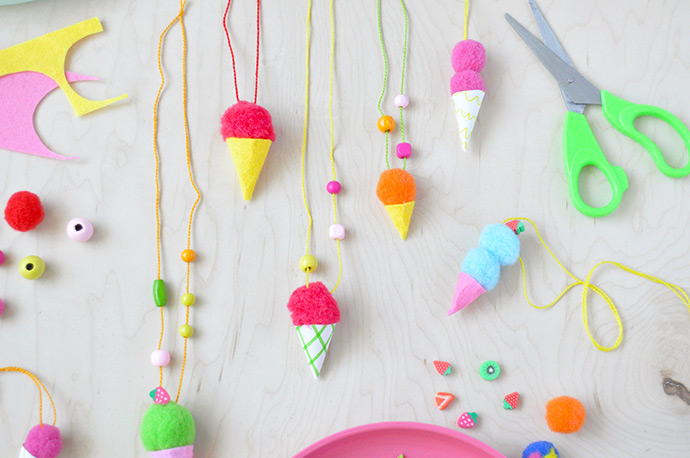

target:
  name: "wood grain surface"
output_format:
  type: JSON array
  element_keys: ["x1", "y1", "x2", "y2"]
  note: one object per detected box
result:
[{"x1": 1, "y1": 0, "x2": 689, "y2": 456}]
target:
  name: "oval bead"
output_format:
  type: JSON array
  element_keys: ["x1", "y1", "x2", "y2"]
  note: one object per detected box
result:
[{"x1": 153, "y1": 279, "x2": 167, "y2": 307}]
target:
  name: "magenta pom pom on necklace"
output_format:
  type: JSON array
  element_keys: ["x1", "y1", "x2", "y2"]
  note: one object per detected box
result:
[
  {"x1": 141, "y1": 2, "x2": 199, "y2": 456},
  {"x1": 1, "y1": 367, "x2": 63, "y2": 458},
  {"x1": 451, "y1": 0, "x2": 486, "y2": 152},
  {"x1": 220, "y1": 0, "x2": 275, "y2": 201},
  {"x1": 285, "y1": 0, "x2": 344, "y2": 379}
]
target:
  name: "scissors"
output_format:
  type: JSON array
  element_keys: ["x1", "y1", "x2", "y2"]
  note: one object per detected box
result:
[{"x1": 505, "y1": 0, "x2": 690, "y2": 217}]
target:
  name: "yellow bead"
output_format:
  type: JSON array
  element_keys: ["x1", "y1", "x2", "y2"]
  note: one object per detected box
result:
[
  {"x1": 19, "y1": 255, "x2": 45, "y2": 280},
  {"x1": 299, "y1": 254, "x2": 318, "y2": 273},
  {"x1": 181, "y1": 293, "x2": 196, "y2": 307},
  {"x1": 179, "y1": 324, "x2": 194, "y2": 338},
  {"x1": 181, "y1": 249, "x2": 196, "y2": 262},
  {"x1": 377, "y1": 115, "x2": 396, "y2": 133}
]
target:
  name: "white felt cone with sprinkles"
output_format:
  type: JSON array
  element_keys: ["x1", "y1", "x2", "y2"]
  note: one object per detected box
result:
[
  {"x1": 451, "y1": 0, "x2": 486, "y2": 152},
  {"x1": 220, "y1": 0, "x2": 275, "y2": 201}
]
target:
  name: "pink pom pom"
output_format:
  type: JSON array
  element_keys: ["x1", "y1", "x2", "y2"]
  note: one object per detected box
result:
[
  {"x1": 451, "y1": 39, "x2": 486, "y2": 72},
  {"x1": 451, "y1": 70, "x2": 486, "y2": 93},
  {"x1": 24, "y1": 425, "x2": 63, "y2": 458},
  {"x1": 220, "y1": 101, "x2": 276, "y2": 141},
  {"x1": 287, "y1": 282, "x2": 340, "y2": 326}
]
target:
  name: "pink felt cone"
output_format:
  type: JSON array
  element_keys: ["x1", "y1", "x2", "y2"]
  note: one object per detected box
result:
[
  {"x1": 149, "y1": 445, "x2": 194, "y2": 458},
  {"x1": 448, "y1": 272, "x2": 486, "y2": 315}
]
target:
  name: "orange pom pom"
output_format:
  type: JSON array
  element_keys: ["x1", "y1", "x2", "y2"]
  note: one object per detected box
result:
[
  {"x1": 376, "y1": 168, "x2": 416, "y2": 205},
  {"x1": 545, "y1": 396, "x2": 586, "y2": 433}
]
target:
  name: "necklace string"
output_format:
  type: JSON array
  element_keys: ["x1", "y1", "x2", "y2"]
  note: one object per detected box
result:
[
  {"x1": 300, "y1": 0, "x2": 342, "y2": 293},
  {"x1": 0, "y1": 366, "x2": 57, "y2": 427},
  {"x1": 152, "y1": 0, "x2": 200, "y2": 403},
  {"x1": 223, "y1": 0, "x2": 261, "y2": 104},
  {"x1": 376, "y1": 0, "x2": 409, "y2": 170}
]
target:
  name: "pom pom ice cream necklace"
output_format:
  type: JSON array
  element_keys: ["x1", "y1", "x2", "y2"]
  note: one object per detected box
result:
[
  {"x1": 220, "y1": 0, "x2": 276, "y2": 201},
  {"x1": 375, "y1": 0, "x2": 416, "y2": 240},
  {"x1": 285, "y1": 0, "x2": 343, "y2": 379},
  {"x1": 141, "y1": 2, "x2": 199, "y2": 456}
]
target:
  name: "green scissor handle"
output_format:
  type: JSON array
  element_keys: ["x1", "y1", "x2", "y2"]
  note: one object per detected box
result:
[
  {"x1": 563, "y1": 111, "x2": 629, "y2": 217},
  {"x1": 601, "y1": 90, "x2": 690, "y2": 178}
]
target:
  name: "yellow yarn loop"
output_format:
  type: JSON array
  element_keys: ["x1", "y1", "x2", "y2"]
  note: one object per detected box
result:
[{"x1": 504, "y1": 217, "x2": 690, "y2": 352}]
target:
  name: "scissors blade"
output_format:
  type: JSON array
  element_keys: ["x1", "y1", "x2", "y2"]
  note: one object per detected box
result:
[{"x1": 505, "y1": 13, "x2": 602, "y2": 107}]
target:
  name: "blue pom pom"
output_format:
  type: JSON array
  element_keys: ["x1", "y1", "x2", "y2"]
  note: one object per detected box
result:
[
  {"x1": 478, "y1": 224, "x2": 520, "y2": 266},
  {"x1": 522, "y1": 441, "x2": 560, "y2": 458},
  {"x1": 461, "y1": 247, "x2": 500, "y2": 290}
]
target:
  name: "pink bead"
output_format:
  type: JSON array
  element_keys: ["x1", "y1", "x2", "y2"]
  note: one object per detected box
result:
[
  {"x1": 396, "y1": 142, "x2": 412, "y2": 159},
  {"x1": 0, "y1": 250, "x2": 4, "y2": 265},
  {"x1": 326, "y1": 181, "x2": 342, "y2": 194},
  {"x1": 150, "y1": 349, "x2": 171, "y2": 367},
  {"x1": 66, "y1": 218, "x2": 94, "y2": 242},
  {"x1": 0, "y1": 298, "x2": 4, "y2": 316},
  {"x1": 394, "y1": 94, "x2": 409, "y2": 108},
  {"x1": 329, "y1": 224, "x2": 345, "y2": 240}
]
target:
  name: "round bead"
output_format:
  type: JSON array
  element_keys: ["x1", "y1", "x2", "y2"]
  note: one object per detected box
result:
[
  {"x1": 299, "y1": 254, "x2": 318, "y2": 273},
  {"x1": 394, "y1": 94, "x2": 409, "y2": 108},
  {"x1": 181, "y1": 293, "x2": 196, "y2": 307},
  {"x1": 181, "y1": 249, "x2": 196, "y2": 262},
  {"x1": 396, "y1": 142, "x2": 412, "y2": 159},
  {"x1": 326, "y1": 181, "x2": 342, "y2": 194},
  {"x1": 179, "y1": 324, "x2": 194, "y2": 338},
  {"x1": 329, "y1": 224, "x2": 345, "y2": 240},
  {"x1": 66, "y1": 218, "x2": 94, "y2": 242},
  {"x1": 0, "y1": 250, "x2": 4, "y2": 265},
  {"x1": 377, "y1": 115, "x2": 396, "y2": 133},
  {"x1": 19, "y1": 255, "x2": 45, "y2": 280},
  {"x1": 150, "y1": 349, "x2": 171, "y2": 367}
]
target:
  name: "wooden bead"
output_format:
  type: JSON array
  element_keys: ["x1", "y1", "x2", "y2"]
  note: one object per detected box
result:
[
  {"x1": 377, "y1": 115, "x2": 396, "y2": 133},
  {"x1": 179, "y1": 324, "x2": 194, "y2": 338},
  {"x1": 181, "y1": 249, "x2": 196, "y2": 262},
  {"x1": 299, "y1": 254, "x2": 318, "y2": 273}
]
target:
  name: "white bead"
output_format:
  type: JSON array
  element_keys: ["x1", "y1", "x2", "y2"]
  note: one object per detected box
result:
[
  {"x1": 329, "y1": 224, "x2": 345, "y2": 240},
  {"x1": 394, "y1": 94, "x2": 409, "y2": 108}
]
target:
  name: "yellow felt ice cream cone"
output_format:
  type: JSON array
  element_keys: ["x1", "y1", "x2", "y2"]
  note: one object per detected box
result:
[
  {"x1": 225, "y1": 137, "x2": 272, "y2": 200},
  {"x1": 376, "y1": 168, "x2": 416, "y2": 240},
  {"x1": 220, "y1": 101, "x2": 276, "y2": 200},
  {"x1": 384, "y1": 200, "x2": 415, "y2": 240}
]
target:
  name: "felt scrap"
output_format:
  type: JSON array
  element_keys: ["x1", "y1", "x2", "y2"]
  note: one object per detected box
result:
[
  {"x1": 0, "y1": 71, "x2": 97, "y2": 160},
  {"x1": 0, "y1": 17, "x2": 127, "y2": 117}
]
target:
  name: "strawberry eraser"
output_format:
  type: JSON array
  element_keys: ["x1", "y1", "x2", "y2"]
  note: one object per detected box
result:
[
  {"x1": 433, "y1": 360, "x2": 452, "y2": 376},
  {"x1": 149, "y1": 386, "x2": 171, "y2": 405},
  {"x1": 458, "y1": 411, "x2": 478, "y2": 428},
  {"x1": 504, "y1": 392, "x2": 519, "y2": 410}
]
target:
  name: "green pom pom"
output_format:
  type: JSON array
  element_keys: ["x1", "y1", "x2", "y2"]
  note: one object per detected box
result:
[{"x1": 140, "y1": 402, "x2": 195, "y2": 452}]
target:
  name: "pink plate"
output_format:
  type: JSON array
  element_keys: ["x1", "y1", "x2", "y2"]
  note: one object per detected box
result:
[{"x1": 293, "y1": 421, "x2": 507, "y2": 458}]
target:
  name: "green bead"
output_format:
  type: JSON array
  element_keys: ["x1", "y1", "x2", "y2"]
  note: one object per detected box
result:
[
  {"x1": 299, "y1": 254, "x2": 318, "y2": 273},
  {"x1": 179, "y1": 324, "x2": 194, "y2": 338},
  {"x1": 181, "y1": 293, "x2": 195, "y2": 307},
  {"x1": 19, "y1": 255, "x2": 45, "y2": 280},
  {"x1": 153, "y1": 279, "x2": 167, "y2": 307}
]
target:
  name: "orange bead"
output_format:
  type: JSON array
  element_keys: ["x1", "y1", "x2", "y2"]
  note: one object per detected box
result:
[
  {"x1": 377, "y1": 115, "x2": 396, "y2": 133},
  {"x1": 181, "y1": 249, "x2": 196, "y2": 262}
]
